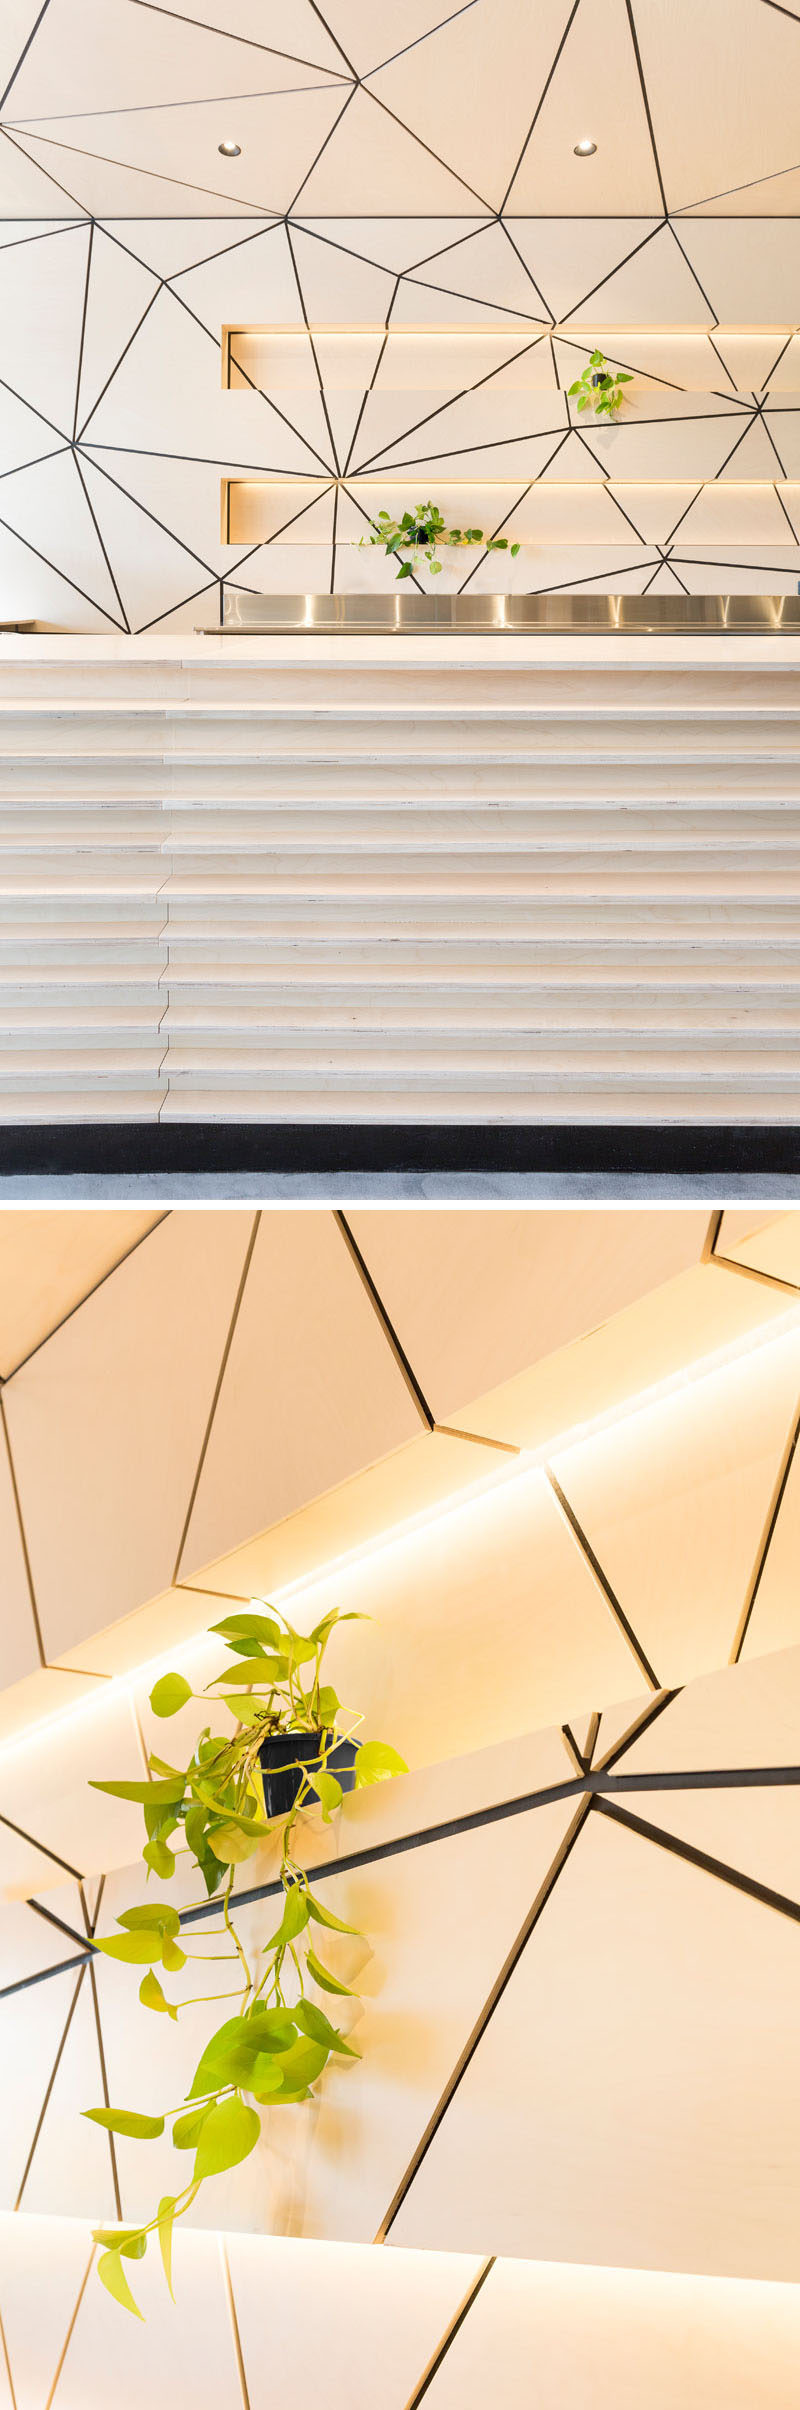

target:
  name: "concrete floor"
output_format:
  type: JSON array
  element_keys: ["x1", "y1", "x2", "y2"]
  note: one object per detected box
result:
[{"x1": 2, "y1": 1173, "x2": 800, "y2": 1199}]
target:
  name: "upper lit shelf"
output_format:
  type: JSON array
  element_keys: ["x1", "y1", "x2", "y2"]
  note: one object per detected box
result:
[{"x1": 222, "y1": 324, "x2": 800, "y2": 396}]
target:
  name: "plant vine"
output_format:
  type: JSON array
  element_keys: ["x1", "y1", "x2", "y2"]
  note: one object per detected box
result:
[
  {"x1": 360, "y1": 500, "x2": 521, "y2": 579},
  {"x1": 84, "y1": 1602, "x2": 406, "y2": 2316}
]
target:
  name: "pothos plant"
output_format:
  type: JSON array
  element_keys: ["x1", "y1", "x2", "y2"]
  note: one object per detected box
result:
[
  {"x1": 568, "y1": 350, "x2": 633, "y2": 418},
  {"x1": 360, "y1": 500, "x2": 521, "y2": 580},
  {"x1": 83, "y1": 1602, "x2": 406, "y2": 2318}
]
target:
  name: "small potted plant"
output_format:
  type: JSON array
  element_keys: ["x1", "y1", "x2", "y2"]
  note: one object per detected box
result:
[
  {"x1": 568, "y1": 350, "x2": 632, "y2": 418},
  {"x1": 84, "y1": 1601, "x2": 406, "y2": 2315},
  {"x1": 360, "y1": 500, "x2": 521, "y2": 581}
]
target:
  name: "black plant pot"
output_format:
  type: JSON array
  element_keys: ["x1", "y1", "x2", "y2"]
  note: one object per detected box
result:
[
  {"x1": 258, "y1": 1728, "x2": 358, "y2": 1820},
  {"x1": 409, "y1": 525, "x2": 434, "y2": 543}
]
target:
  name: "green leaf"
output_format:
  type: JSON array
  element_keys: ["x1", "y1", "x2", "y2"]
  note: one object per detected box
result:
[
  {"x1": 193, "y1": 2097, "x2": 261, "y2": 2183},
  {"x1": 211, "y1": 1657, "x2": 288, "y2": 1686},
  {"x1": 353, "y1": 1740, "x2": 408, "y2": 1787},
  {"x1": 267, "y1": 2034, "x2": 328, "y2": 2096},
  {"x1": 307, "y1": 1946, "x2": 355, "y2": 1998},
  {"x1": 89, "y1": 1776, "x2": 185, "y2": 1806},
  {"x1": 264, "y1": 1888, "x2": 309, "y2": 1948},
  {"x1": 173, "y1": 2104, "x2": 213, "y2": 2150},
  {"x1": 94, "y1": 2228, "x2": 146, "y2": 2255},
  {"x1": 510, "y1": 544, "x2": 521, "y2": 557},
  {"x1": 396, "y1": 561, "x2": 412, "y2": 579},
  {"x1": 150, "y1": 1672, "x2": 192, "y2": 1718},
  {"x1": 161, "y1": 1935, "x2": 186, "y2": 1973},
  {"x1": 143, "y1": 1835, "x2": 177, "y2": 1881},
  {"x1": 294, "y1": 1999, "x2": 359, "y2": 2058},
  {"x1": 93, "y1": 1931, "x2": 164, "y2": 1965},
  {"x1": 284, "y1": 1632, "x2": 316, "y2": 1666},
  {"x1": 207, "y1": 1820, "x2": 265, "y2": 1864},
  {"x1": 247, "y1": 2057, "x2": 286, "y2": 2099},
  {"x1": 84, "y1": 2107, "x2": 165, "y2": 2139},
  {"x1": 315, "y1": 1685, "x2": 340, "y2": 1723},
  {"x1": 139, "y1": 1969, "x2": 178, "y2": 2021},
  {"x1": 118, "y1": 1903, "x2": 180, "y2": 1937},
  {"x1": 97, "y1": 2250, "x2": 144, "y2": 2321},
  {"x1": 312, "y1": 1770, "x2": 342, "y2": 1822},
  {"x1": 309, "y1": 1609, "x2": 366, "y2": 1645},
  {"x1": 157, "y1": 2197, "x2": 176, "y2": 2300},
  {"x1": 221, "y1": 1695, "x2": 264, "y2": 1726},
  {"x1": 119, "y1": 2233, "x2": 147, "y2": 2261},
  {"x1": 306, "y1": 1895, "x2": 361, "y2": 1937},
  {"x1": 210, "y1": 1612, "x2": 282, "y2": 1649}
]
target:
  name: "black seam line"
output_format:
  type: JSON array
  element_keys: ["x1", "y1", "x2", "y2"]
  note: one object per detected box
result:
[
  {"x1": 702, "y1": 1206, "x2": 724, "y2": 1261},
  {"x1": 367, "y1": 0, "x2": 481, "y2": 83},
  {"x1": 0, "y1": 500, "x2": 124, "y2": 628},
  {"x1": 434, "y1": 1422, "x2": 520, "y2": 1455},
  {"x1": 583, "y1": 1708, "x2": 601, "y2": 1768},
  {"x1": 672, "y1": 155, "x2": 800, "y2": 217},
  {"x1": 285, "y1": 223, "x2": 341, "y2": 475},
  {"x1": 15, "y1": 1962, "x2": 87, "y2": 2210},
  {"x1": 28, "y1": 1897, "x2": 86, "y2": 1949},
  {"x1": 559, "y1": 221, "x2": 663, "y2": 326},
  {"x1": 71, "y1": 449, "x2": 130, "y2": 632},
  {"x1": 499, "y1": 0, "x2": 582, "y2": 216},
  {"x1": 499, "y1": 218, "x2": 553, "y2": 322},
  {"x1": 77, "y1": 444, "x2": 216, "y2": 579},
  {"x1": 594, "y1": 1686, "x2": 682, "y2": 1775},
  {"x1": 359, "y1": 427, "x2": 564, "y2": 475},
  {"x1": 401, "y1": 220, "x2": 501, "y2": 279},
  {"x1": 125, "y1": 0, "x2": 351, "y2": 78},
  {"x1": 544, "y1": 1467, "x2": 661, "y2": 1692},
  {"x1": 0, "y1": 0, "x2": 54, "y2": 111},
  {"x1": 730, "y1": 1393, "x2": 800, "y2": 1665},
  {"x1": 403, "y1": 268, "x2": 546, "y2": 326},
  {"x1": 6, "y1": 1760, "x2": 800, "y2": 2006},
  {"x1": 76, "y1": 280, "x2": 163, "y2": 443},
  {"x1": 329, "y1": 480, "x2": 338, "y2": 594},
  {"x1": 221, "y1": 2241, "x2": 253, "y2": 2410},
  {"x1": 457, "y1": 467, "x2": 540, "y2": 595},
  {"x1": 0, "y1": 120, "x2": 94, "y2": 213},
  {"x1": 0, "y1": 367, "x2": 69, "y2": 446},
  {"x1": 0, "y1": 1391, "x2": 44, "y2": 1665},
  {"x1": 709, "y1": 1248, "x2": 800, "y2": 1298},
  {"x1": 12, "y1": 123, "x2": 286, "y2": 218},
  {"x1": 661, "y1": 482, "x2": 704, "y2": 548},
  {"x1": 88, "y1": 1954, "x2": 123, "y2": 2219},
  {"x1": 593, "y1": 1792, "x2": 800, "y2": 1925},
  {"x1": 353, "y1": 329, "x2": 552, "y2": 471},
  {"x1": 3, "y1": 1213, "x2": 170, "y2": 1380},
  {"x1": 306, "y1": 0, "x2": 358, "y2": 78},
  {"x1": 524, "y1": 557, "x2": 658, "y2": 596},
  {"x1": 668, "y1": 220, "x2": 719, "y2": 325},
  {"x1": 165, "y1": 216, "x2": 281, "y2": 288},
  {"x1": 561, "y1": 1721, "x2": 587, "y2": 1776},
  {"x1": 286, "y1": 82, "x2": 357, "y2": 218},
  {"x1": 402, "y1": 2259, "x2": 496, "y2": 2410},
  {"x1": 342, "y1": 301, "x2": 395, "y2": 478},
  {"x1": 763, "y1": 331, "x2": 795, "y2": 384},
  {"x1": 706, "y1": 333, "x2": 738, "y2": 394},
  {"x1": 552, "y1": 334, "x2": 689, "y2": 400},
  {"x1": 363, "y1": 85, "x2": 495, "y2": 216},
  {"x1": 71, "y1": 217, "x2": 93, "y2": 442},
  {"x1": 0, "y1": 1805, "x2": 83, "y2": 1882},
  {"x1": 172, "y1": 1212, "x2": 261, "y2": 1585},
  {"x1": 0, "y1": 2304, "x2": 13, "y2": 2410},
  {"x1": 0, "y1": 220, "x2": 79, "y2": 253},
  {"x1": 376, "y1": 1793, "x2": 592, "y2": 2241},
  {"x1": 334, "y1": 1211, "x2": 434, "y2": 1430},
  {"x1": 44, "y1": 2248, "x2": 96, "y2": 2410},
  {"x1": 624, "y1": 0, "x2": 668, "y2": 214},
  {"x1": 9, "y1": 76, "x2": 348, "y2": 131},
  {"x1": 223, "y1": 480, "x2": 336, "y2": 552},
  {"x1": 223, "y1": 337, "x2": 335, "y2": 478},
  {"x1": 775, "y1": 478, "x2": 799, "y2": 536},
  {"x1": 135, "y1": 573, "x2": 218, "y2": 635}
]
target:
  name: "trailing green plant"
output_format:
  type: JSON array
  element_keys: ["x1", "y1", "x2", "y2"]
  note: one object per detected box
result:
[
  {"x1": 360, "y1": 500, "x2": 521, "y2": 580},
  {"x1": 567, "y1": 351, "x2": 633, "y2": 418},
  {"x1": 84, "y1": 1602, "x2": 406, "y2": 2317}
]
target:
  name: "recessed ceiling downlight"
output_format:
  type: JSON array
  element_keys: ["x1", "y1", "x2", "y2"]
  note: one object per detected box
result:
[
  {"x1": 574, "y1": 137, "x2": 597, "y2": 155},
  {"x1": 218, "y1": 138, "x2": 241, "y2": 156}
]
